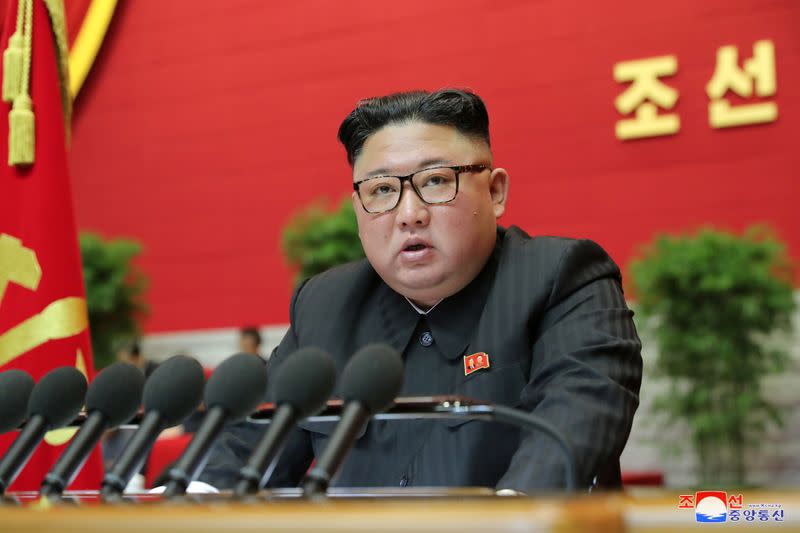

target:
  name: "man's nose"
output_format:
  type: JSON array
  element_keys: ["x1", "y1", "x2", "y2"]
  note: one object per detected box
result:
[{"x1": 395, "y1": 183, "x2": 430, "y2": 227}]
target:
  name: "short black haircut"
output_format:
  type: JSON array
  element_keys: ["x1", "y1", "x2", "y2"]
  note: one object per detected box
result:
[
  {"x1": 337, "y1": 89, "x2": 491, "y2": 166},
  {"x1": 240, "y1": 327, "x2": 262, "y2": 347}
]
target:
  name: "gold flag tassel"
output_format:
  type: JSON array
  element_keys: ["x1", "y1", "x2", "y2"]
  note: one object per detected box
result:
[
  {"x1": 8, "y1": 0, "x2": 35, "y2": 166},
  {"x1": 2, "y1": 0, "x2": 26, "y2": 102}
]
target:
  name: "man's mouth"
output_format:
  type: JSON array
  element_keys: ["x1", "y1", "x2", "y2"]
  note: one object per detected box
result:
[{"x1": 399, "y1": 239, "x2": 433, "y2": 260}]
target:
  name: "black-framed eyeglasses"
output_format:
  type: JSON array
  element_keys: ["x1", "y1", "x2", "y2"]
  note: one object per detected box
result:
[{"x1": 353, "y1": 164, "x2": 490, "y2": 214}]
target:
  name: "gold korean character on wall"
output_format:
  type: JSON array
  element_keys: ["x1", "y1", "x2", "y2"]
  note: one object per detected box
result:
[
  {"x1": 706, "y1": 39, "x2": 777, "y2": 128},
  {"x1": 614, "y1": 55, "x2": 680, "y2": 140}
]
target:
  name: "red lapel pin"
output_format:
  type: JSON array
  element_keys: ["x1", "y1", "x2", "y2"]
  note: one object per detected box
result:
[{"x1": 464, "y1": 352, "x2": 490, "y2": 376}]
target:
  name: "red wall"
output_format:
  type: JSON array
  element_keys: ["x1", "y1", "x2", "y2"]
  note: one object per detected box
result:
[{"x1": 68, "y1": 0, "x2": 800, "y2": 333}]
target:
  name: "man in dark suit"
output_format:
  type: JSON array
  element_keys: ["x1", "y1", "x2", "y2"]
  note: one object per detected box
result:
[{"x1": 200, "y1": 89, "x2": 642, "y2": 492}]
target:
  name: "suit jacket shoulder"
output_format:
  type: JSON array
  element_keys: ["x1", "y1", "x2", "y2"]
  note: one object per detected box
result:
[
  {"x1": 494, "y1": 227, "x2": 622, "y2": 317},
  {"x1": 290, "y1": 258, "x2": 379, "y2": 350}
]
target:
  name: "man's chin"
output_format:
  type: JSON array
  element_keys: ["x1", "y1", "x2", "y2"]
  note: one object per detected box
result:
[{"x1": 387, "y1": 273, "x2": 450, "y2": 302}]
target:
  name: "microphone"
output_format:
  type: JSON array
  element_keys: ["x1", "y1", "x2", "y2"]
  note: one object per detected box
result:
[
  {"x1": 100, "y1": 355, "x2": 205, "y2": 501},
  {"x1": 234, "y1": 347, "x2": 336, "y2": 496},
  {"x1": 302, "y1": 343, "x2": 403, "y2": 497},
  {"x1": 162, "y1": 353, "x2": 268, "y2": 497},
  {"x1": 0, "y1": 370, "x2": 35, "y2": 434},
  {"x1": 40, "y1": 363, "x2": 145, "y2": 499},
  {"x1": 0, "y1": 367, "x2": 87, "y2": 496}
]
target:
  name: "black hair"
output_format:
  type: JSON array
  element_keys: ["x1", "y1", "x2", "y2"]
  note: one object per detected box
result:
[
  {"x1": 240, "y1": 327, "x2": 262, "y2": 347},
  {"x1": 337, "y1": 89, "x2": 490, "y2": 166}
]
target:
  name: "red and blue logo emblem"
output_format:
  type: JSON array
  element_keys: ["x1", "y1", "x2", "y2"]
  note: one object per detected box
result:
[{"x1": 694, "y1": 491, "x2": 729, "y2": 522}]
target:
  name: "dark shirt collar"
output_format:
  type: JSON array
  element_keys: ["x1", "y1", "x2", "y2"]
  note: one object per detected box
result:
[
  {"x1": 377, "y1": 227, "x2": 503, "y2": 359},
  {"x1": 377, "y1": 282, "x2": 421, "y2": 356}
]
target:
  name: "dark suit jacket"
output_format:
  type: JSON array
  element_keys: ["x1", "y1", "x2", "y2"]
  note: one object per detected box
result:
[{"x1": 201, "y1": 226, "x2": 642, "y2": 491}]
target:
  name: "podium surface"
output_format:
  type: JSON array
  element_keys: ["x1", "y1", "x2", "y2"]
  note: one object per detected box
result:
[{"x1": 1, "y1": 490, "x2": 798, "y2": 532}]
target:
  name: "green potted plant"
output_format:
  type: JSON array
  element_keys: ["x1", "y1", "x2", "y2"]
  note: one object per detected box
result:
[
  {"x1": 630, "y1": 226, "x2": 795, "y2": 485},
  {"x1": 80, "y1": 232, "x2": 148, "y2": 369},
  {"x1": 281, "y1": 197, "x2": 364, "y2": 282}
]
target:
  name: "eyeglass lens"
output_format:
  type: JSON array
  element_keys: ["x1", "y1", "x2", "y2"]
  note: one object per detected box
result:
[{"x1": 359, "y1": 168, "x2": 458, "y2": 213}]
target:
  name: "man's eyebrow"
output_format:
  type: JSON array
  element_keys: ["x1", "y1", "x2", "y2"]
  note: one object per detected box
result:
[{"x1": 364, "y1": 158, "x2": 453, "y2": 179}]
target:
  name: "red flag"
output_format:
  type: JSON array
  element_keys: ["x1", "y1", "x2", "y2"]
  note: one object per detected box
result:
[{"x1": 0, "y1": 0, "x2": 102, "y2": 492}]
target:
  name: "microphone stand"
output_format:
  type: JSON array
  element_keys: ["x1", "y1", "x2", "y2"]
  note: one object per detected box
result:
[
  {"x1": 62, "y1": 396, "x2": 578, "y2": 495},
  {"x1": 248, "y1": 396, "x2": 578, "y2": 492}
]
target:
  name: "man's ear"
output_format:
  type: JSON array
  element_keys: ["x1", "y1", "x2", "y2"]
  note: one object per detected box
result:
[
  {"x1": 488, "y1": 168, "x2": 509, "y2": 218},
  {"x1": 351, "y1": 191, "x2": 365, "y2": 237}
]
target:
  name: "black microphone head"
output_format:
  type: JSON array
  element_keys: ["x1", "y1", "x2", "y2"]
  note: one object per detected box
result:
[
  {"x1": 339, "y1": 343, "x2": 404, "y2": 413},
  {"x1": 272, "y1": 347, "x2": 336, "y2": 418},
  {"x1": 86, "y1": 362, "x2": 145, "y2": 427},
  {"x1": 143, "y1": 355, "x2": 205, "y2": 426},
  {"x1": 204, "y1": 353, "x2": 268, "y2": 422},
  {"x1": 27, "y1": 367, "x2": 88, "y2": 428},
  {"x1": 0, "y1": 370, "x2": 35, "y2": 433}
]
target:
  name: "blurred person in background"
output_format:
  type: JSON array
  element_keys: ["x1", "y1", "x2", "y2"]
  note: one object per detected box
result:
[
  {"x1": 116, "y1": 340, "x2": 159, "y2": 378},
  {"x1": 239, "y1": 327, "x2": 265, "y2": 359}
]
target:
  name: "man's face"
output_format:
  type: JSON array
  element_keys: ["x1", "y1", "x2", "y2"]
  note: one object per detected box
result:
[
  {"x1": 239, "y1": 335, "x2": 259, "y2": 355},
  {"x1": 352, "y1": 121, "x2": 509, "y2": 307}
]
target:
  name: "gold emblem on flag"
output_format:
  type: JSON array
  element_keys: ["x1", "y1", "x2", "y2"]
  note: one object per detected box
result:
[{"x1": 0, "y1": 233, "x2": 89, "y2": 366}]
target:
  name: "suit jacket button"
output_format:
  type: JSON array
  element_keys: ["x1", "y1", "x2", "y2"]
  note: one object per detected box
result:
[{"x1": 420, "y1": 331, "x2": 434, "y2": 347}]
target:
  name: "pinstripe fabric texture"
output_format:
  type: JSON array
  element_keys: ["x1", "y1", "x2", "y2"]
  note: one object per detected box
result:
[{"x1": 200, "y1": 226, "x2": 642, "y2": 491}]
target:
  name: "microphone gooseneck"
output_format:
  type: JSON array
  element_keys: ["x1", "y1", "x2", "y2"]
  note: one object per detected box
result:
[
  {"x1": 40, "y1": 362, "x2": 145, "y2": 499},
  {"x1": 491, "y1": 405, "x2": 577, "y2": 491},
  {"x1": 100, "y1": 411, "x2": 162, "y2": 501},
  {"x1": 302, "y1": 401, "x2": 369, "y2": 497},
  {"x1": 39, "y1": 412, "x2": 106, "y2": 498},
  {"x1": 234, "y1": 347, "x2": 336, "y2": 496},
  {"x1": 301, "y1": 344, "x2": 403, "y2": 497},
  {"x1": 0, "y1": 416, "x2": 47, "y2": 496},
  {"x1": 234, "y1": 404, "x2": 296, "y2": 496},
  {"x1": 0, "y1": 367, "x2": 87, "y2": 496},
  {"x1": 162, "y1": 353, "x2": 268, "y2": 498},
  {"x1": 101, "y1": 356, "x2": 204, "y2": 502}
]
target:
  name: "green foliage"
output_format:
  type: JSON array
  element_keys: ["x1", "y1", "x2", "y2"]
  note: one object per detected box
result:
[
  {"x1": 281, "y1": 197, "x2": 365, "y2": 282},
  {"x1": 80, "y1": 232, "x2": 148, "y2": 369},
  {"x1": 631, "y1": 226, "x2": 795, "y2": 485}
]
